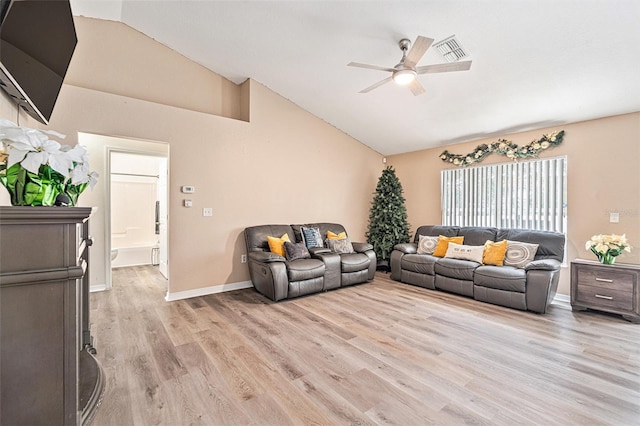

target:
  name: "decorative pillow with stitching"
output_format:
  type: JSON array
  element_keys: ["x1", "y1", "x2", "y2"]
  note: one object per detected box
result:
[
  {"x1": 284, "y1": 241, "x2": 311, "y2": 261},
  {"x1": 326, "y1": 237, "x2": 355, "y2": 254},
  {"x1": 327, "y1": 230, "x2": 347, "y2": 240},
  {"x1": 433, "y1": 235, "x2": 464, "y2": 257},
  {"x1": 444, "y1": 242, "x2": 484, "y2": 263},
  {"x1": 301, "y1": 226, "x2": 323, "y2": 248},
  {"x1": 267, "y1": 233, "x2": 290, "y2": 257},
  {"x1": 504, "y1": 240, "x2": 539, "y2": 268},
  {"x1": 483, "y1": 240, "x2": 508, "y2": 266},
  {"x1": 417, "y1": 235, "x2": 439, "y2": 254}
]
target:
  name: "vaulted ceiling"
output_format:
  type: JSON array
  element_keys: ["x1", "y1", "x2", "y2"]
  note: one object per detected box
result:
[{"x1": 70, "y1": 0, "x2": 640, "y2": 155}]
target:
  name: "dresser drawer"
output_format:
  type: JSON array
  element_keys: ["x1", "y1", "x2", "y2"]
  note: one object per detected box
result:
[
  {"x1": 576, "y1": 268, "x2": 634, "y2": 292},
  {"x1": 576, "y1": 284, "x2": 633, "y2": 311}
]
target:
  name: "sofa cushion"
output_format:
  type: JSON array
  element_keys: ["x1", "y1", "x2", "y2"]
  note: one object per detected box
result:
[
  {"x1": 401, "y1": 254, "x2": 438, "y2": 275},
  {"x1": 434, "y1": 258, "x2": 478, "y2": 281},
  {"x1": 496, "y1": 228, "x2": 565, "y2": 262},
  {"x1": 504, "y1": 240, "x2": 539, "y2": 268},
  {"x1": 483, "y1": 240, "x2": 508, "y2": 266},
  {"x1": 417, "y1": 235, "x2": 439, "y2": 254},
  {"x1": 444, "y1": 243, "x2": 484, "y2": 263},
  {"x1": 433, "y1": 236, "x2": 465, "y2": 257},
  {"x1": 457, "y1": 227, "x2": 498, "y2": 246},
  {"x1": 340, "y1": 253, "x2": 370, "y2": 273},
  {"x1": 474, "y1": 265, "x2": 527, "y2": 293},
  {"x1": 301, "y1": 226, "x2": 324, "y2": 248},
  {"x1": 267, "y1": 233, "x2": 291, "y2": 257},
  {"x1": 414, "y1": 225, "x2": 460, "y2": 243},
  {"x1": 287, "y1": 258, "x2": 325, "y2": 281},
  {"x1": 284, "y1": 241, "x2": 310, "y2": 262}
]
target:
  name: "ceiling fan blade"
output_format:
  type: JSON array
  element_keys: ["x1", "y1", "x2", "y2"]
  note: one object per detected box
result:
[
  {"x1": 416, "y1": 60, "x2": 472, "y2": 74},
  {"x1": 359, "y1": 76, "x2": 393, "y2": 93},
  {"x1": 347, "y1": 62, "x2": 396, "y2": 72},
  {"x1": 404, "y1": 36, "x2": 434, "y2": 68},
  {"x1": 408, "y1": 79, "x2": 426, "y2": 96}
]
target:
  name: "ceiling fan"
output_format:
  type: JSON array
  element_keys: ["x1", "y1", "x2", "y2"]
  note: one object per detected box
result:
[{"x1": 347, "y1": 36, "x2": 472, "y2": 96}]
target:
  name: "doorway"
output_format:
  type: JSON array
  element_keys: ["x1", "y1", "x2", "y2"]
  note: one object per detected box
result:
[{"x1": 109, "y1": 152, "x2": 168, "y2": 279}]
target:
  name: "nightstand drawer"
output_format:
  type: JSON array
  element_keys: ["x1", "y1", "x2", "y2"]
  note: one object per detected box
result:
[
  {"x1": 576, "y1": 269, "x2": 634, "y2": 292},
  {"x1": 576, "y1": 284, "x2": 633, "y2": 311}
]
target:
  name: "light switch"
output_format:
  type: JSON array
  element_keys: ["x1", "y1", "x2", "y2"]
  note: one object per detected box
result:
[
  {"x1": 610, "y1": 212, "x2": 619, "y2": 223},
  {"x1": 183, "y1": 199, "x2": 192, "y2": 207},
  {"x1": 181, "y1": 185, "x2": 195, "y2": 193}
]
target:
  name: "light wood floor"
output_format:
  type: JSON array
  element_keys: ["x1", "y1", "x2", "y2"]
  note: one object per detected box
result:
[{"x1": 90, "y1": 266, "x2": 640, "y2": 425}]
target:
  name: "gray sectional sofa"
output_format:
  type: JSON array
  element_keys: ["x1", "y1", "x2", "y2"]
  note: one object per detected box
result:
[
  {"x1": 244, "y1": 223, "x2": 376, "y2": 301},
  {"x1": 390, "y1": 225, "x2": 565, "y2": 313}
]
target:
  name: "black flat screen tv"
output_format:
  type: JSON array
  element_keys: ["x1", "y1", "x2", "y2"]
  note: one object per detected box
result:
[{"x1": 0, "y1": 0, "x2": 77, "y2": 124}]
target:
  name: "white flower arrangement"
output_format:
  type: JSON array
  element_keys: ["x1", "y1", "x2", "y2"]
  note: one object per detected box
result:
[
  {"x1": 0, "y1": 119, "x2": 98, "y2": 206},
  {"x1": 585, "y1": 233, "x2": 632, "y2": 264}
]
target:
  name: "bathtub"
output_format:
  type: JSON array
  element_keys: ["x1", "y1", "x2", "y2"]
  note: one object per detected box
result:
[{"x1": 111, "y1": 244, "x2": 159, "y2": 268}]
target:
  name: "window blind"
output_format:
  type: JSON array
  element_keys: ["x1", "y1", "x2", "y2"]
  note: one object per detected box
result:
[{"x1": 441, "y1": 156, "x2": 566, "y2": 233}]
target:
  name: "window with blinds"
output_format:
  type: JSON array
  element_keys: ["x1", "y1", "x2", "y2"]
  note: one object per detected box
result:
[{"x1": 441, "y1": 156, "x2": 567, "y2": 233}]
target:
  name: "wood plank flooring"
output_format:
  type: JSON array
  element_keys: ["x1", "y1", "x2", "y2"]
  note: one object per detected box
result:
[{"x1": 90, "y1": 266, "x2": 640, "y2": 425}]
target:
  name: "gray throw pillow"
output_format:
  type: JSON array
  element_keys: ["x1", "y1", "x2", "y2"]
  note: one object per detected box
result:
[
  {"x1": 504, "y1": 240, "x2": 539, "y2": 268},
  {"x1": 326, "y1": 238, "x2": 355, "y2": 254},
  {"x1": 284, "y1": 241, "x2": 311, "y2": 261},
  {"x1": 301, "y1": 226, "x2": 323, "y2": 248}
]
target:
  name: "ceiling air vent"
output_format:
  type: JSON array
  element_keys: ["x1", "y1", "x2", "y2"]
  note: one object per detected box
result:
[{"x1": 434, "y1": 35, "x2": 468, "y2": 62}]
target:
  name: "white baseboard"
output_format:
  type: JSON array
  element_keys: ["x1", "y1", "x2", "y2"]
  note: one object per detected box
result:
[
  {"x1": 553, "y1": 293, "x2": 570, "y2": 304},
  {"x1": 165, "y1": 280, "x2": 253, "y2": 302},
  {"x1": 90, "y1": 284, "x2": 107, "y2": 292}
]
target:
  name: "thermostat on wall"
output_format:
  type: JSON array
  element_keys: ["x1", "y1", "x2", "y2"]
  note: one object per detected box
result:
[{"x1": 181, "y1": 185, "x2": 195, "y2": 193}]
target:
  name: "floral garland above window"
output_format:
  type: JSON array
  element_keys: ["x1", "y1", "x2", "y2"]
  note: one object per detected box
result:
[{"x1": 439, "y1": 130, "x2": 565, "y2": 166}]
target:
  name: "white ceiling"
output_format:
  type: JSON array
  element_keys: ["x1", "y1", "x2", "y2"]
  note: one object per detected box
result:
[{"x1": 70, "y1": 0, "x2": 640, "y2": 155}]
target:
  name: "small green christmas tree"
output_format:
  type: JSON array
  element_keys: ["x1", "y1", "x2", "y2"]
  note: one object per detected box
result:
[{"x1": 366, "y1": 166, "x2": 411, "y2": 266}]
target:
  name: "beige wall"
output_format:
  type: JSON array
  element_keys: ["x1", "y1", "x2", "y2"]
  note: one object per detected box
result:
[
  {"x1": 0, "y1": 17, "x2": 382, "y2": 297},
  {"x1": 3, "y1": 16, "x2": 637, "y2": 299},
  {"x1": 388, "y1": 112, "x2": 640, "y2": 295}
]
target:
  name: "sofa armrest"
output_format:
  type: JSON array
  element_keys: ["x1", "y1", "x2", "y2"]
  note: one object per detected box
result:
[
  {"x1": 352, "y1": 242, "x2": 373, "y2": 253},
  {"x1": 393, "y1": 243, "x2": 417, "y2": 254},
  {"x1": 525, "y1": 259, "x2": 561, "y2": 271},
  {"x1": 248, "y1": 251, "x2": 285, "y2": 263},
  {"x1": 309, "y1": 247, "x2": 331, "y2": 255}
]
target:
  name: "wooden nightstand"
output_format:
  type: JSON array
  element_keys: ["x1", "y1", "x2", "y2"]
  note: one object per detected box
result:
[{"x1": 571, "y1": 259, "x2": 640, "y2": 323}]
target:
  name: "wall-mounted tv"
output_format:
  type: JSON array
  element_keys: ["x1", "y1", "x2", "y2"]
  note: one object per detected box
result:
[{"x1": 0, "y1": 0, "x2": 77, "y2": 124}]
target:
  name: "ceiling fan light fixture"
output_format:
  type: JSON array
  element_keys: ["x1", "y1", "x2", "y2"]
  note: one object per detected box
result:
[{"x1": 393, "y1": 69, "x2": 416, "y2": 85}]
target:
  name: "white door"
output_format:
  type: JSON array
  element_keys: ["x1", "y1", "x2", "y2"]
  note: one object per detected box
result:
[{"x1": 158, "y1": 158, "x2": 169, "y2": 279}]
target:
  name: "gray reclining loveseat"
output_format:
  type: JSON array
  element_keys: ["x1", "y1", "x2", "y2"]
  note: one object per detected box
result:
[
  {"x1": 244, "y1": 223, "x2": 376, "y2": 301},
  {"x1": 390, "y1": 225, "x2": 565, "y2": 313}
]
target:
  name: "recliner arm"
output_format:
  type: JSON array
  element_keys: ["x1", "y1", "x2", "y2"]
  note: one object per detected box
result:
[
  {"x1": 393, "y1": 243, "x2": 417, "y2": 254},
  {"x1": 248, "y1": 251, "x2": 285, "y2": 263},
  {"x1": 352, "y1": 242, "x2": 373, "y2": 253},
  {"x1": 524, "y1": 259, "x2": 561, "y2": 271}
]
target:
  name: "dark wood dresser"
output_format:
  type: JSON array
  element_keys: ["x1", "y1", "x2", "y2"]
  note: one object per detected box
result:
[
  {"x1": 0, "y1": 206, "x2": 104, "y2": 425},
  {"x1": 571, "y1": 258, "x2": 640, "y2": 323}
]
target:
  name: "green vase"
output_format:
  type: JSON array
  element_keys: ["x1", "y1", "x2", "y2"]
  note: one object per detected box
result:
[
  {"x1": 0, "y1": 164, "x2": 66, "y2": 206},
  {"x1": 598, "y1": 253, "x2": 617, "y2": 265}
]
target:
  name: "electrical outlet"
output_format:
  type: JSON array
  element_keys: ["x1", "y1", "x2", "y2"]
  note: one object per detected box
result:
[
  {"x1": 610, "y1": 212, "x2": 619, "y2": 223},
  {"x1": 241, "y1": 254, "x2": 247, "y2": 263},
  {"x1": 203, "y1": 208, "x2": 213, "y2": 217}
]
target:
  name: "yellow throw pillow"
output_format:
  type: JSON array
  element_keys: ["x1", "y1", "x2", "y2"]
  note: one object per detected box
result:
[
  {"x1": 327, "y1": 230, "x2": 347, "y2": 240},
  {"x1": 433, "y1": 235, "x2": 464, "y2": 257},
  {"x1": 483, "y1": 240, "x2": 508, "y2": 266},
  {"x1": 267, "y1": 233, "x2": 291, "y2": 257}
]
